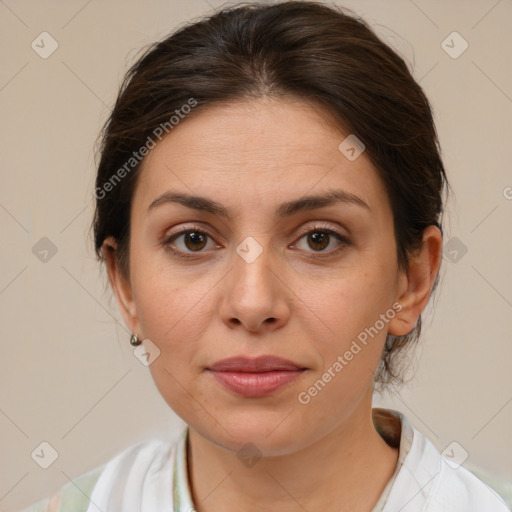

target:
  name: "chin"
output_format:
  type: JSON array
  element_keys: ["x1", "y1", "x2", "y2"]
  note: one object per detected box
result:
[{"x1": 187, "y1": 408, "x2": 316, "y2": 458}]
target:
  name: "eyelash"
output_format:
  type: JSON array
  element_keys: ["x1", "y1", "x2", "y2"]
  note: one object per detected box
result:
[{"x1": 162, "y1": 223, "x2": 351, "y2": 260}]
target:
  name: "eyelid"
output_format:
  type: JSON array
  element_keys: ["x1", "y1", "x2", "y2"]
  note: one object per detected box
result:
[
  {"x1": 162, "y1": 224, "x2": 217, "y2": 246},
  {"x1": 162, "y1": 221, "x2": 351, "y2": 261},
  {"x1": 293, "y1": 221, "x2": 348, "y2": 239},
  {"x1": 291, "y1": 222, "x2": 351, "y2": 255},
  {"x1": 163, "y1": 220, "x2": 347, "y2": 243}
]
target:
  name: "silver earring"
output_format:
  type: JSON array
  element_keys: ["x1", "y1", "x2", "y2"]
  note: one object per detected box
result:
[{"x1": 130, "y1": 333, "x2": 142, "y2": 346}]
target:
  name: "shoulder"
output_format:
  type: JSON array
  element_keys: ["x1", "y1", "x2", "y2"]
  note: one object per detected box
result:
[
  {"x1": 17, "y1": 438, "x2": 177, "y2": 512},
  {"x1": 17, "y1": 465, "x2": 104, "y2": 512},
  {"x1": 465, "y1": 464, "x2": 512, "y2": 509},
  {"x1": 379, "y1": 410, "x2": 510, "y2": 512},
  {"x1": 92, "y1": 436, "x2": 177, "y2": 486},
  {"x1": 402, "y1": 422, "x2": 510, "y2": 511},
  {"x1": 427, "y1": 458, "x2": 511, "y2": 511}
]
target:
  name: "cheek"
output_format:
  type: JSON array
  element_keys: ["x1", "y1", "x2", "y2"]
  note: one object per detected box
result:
[
  {"x1": 320, "y1": 259, "x2": 398, "y2": 337},
  {"x1": 133, "y1": 271, "x2": 214, "y2": 416},
  {"x1": 295, "y1": 277, "x2": 396, "y2": 426},
  {"x1": 307, "y1": 249, "x2": 399, "y2": 382},
  {"x1": 134, "y1": 276, "x2": 210, "y2": 352},
  {"x1": 130, "y1": 250, "x2": 195, "y2": 343}
]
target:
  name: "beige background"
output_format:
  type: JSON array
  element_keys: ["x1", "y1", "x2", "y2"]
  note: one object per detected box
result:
[{"x1": 1, "y1": 0, "x2": 511, "y2": 509}]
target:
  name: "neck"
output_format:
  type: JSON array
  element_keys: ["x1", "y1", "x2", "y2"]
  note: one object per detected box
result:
[{"x1": 186, "y1": 390, "x2": 399, "y2": 512}]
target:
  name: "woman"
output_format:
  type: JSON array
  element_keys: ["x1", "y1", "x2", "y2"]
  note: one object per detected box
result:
[{"x1": 20, "y1": 1, "x2": 510, "y2": 511}]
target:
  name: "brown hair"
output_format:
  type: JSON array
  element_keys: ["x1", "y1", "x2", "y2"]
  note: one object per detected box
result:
[{"x1": 92, "y1": 0, "x2": 447, "y2": 388}]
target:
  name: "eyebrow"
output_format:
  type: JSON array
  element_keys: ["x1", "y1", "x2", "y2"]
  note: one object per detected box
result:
[{"x1": 147, "y1": 189, "x2": 370, "y2": 219}]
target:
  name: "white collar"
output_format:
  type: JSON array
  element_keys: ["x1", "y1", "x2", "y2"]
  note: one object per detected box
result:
[
  {"x1": 173, "y1": 408, "x2": 413, "y2": 512},
  {"x1": 88, "y1": 408, "x2": 509, "y2": 511}
]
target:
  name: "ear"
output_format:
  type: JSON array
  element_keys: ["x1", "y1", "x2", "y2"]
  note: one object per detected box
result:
[
  {"x1": 102, "y1": 236, "x2": 139, "y2": 335},
  {"x1": 388, "y1": 225, "x2": 443, "y2": 336}
]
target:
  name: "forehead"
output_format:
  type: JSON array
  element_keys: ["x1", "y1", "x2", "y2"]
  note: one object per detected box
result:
[{"x1": 133, "y1": 97, "x2": 389, "y2": 218}]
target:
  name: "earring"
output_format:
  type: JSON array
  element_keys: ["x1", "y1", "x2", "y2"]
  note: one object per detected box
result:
[{"x1": 130, "y1": 333, "x2": 142, "y2": 346}]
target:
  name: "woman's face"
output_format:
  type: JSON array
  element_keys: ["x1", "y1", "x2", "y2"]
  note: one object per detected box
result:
[{"x1": 116, "y1": 97, "x2": 410, "y2": 455}]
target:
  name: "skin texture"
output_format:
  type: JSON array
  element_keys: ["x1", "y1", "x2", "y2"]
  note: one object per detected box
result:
[{"x1": 103, "y1": 97, "x2": 442, "y2": 512}]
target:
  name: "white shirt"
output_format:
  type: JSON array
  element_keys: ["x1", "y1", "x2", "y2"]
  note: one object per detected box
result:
[{"x1": 85, "y1": 408, "x2": 510, "y2": 512}]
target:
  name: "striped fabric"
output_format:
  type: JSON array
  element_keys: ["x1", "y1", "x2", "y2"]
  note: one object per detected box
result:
[{"x1": 19, "y1": 466, "x2": 104, "y2": 512}]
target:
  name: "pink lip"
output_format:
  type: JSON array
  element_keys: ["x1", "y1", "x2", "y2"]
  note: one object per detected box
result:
[{"x1": 207, "y1": 356, "x2": 306, "y2": 398}]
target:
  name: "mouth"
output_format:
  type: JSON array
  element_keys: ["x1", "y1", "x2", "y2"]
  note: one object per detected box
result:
[{"x1": 206, "y1": 356, "x2": 307, "y2": 398}]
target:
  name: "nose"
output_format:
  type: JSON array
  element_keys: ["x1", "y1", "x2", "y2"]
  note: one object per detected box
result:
[{"x1": 219, "y1": 238, "x2": 291, "y2": 333}]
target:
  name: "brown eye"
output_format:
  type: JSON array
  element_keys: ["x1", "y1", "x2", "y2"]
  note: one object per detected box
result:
[
  {"x1": 182, "y1": 231, "x2": 208, "y2": 251},
  {"x1": 295, "y1": 228, "x2": 349, "y2": 255},
  {"x1": 164, "y1": 228, "x2": 216, "y2": 258},
  {"x1": 307, "y1": 231, "x2": 331, "y2": 251}
]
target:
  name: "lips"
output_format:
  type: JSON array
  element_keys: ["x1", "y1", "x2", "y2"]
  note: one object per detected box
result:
[
  {"x1": 209, "y1": 356, "x2": 304, "y2": 372},
  {"x1": 207, "y1": 356, "x2": 306, "y2": 398}
]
